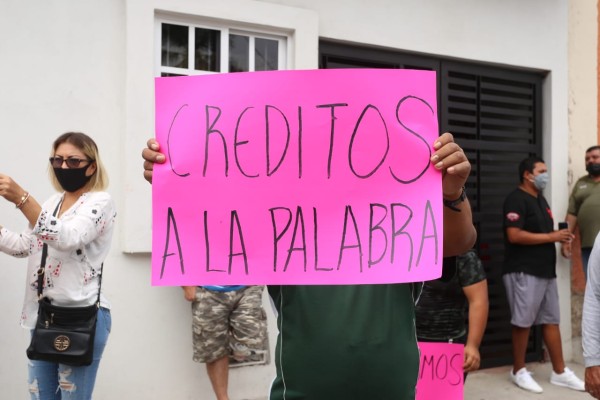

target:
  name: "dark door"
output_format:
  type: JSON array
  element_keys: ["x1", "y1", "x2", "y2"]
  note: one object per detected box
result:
[{"x1": 320, "y1": 41, "x2": 545, "y2": 368}]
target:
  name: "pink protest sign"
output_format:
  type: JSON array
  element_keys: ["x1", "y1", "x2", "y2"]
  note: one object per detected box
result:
[
  {"x1": 416, "y1": 342, "x2": 464, "y2": 400},
  {"x1": 153, "y1": 69, "x2": 441, "y2": 286}
]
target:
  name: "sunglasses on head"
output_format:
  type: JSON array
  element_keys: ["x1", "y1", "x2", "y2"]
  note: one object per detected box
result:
[{"x1": 49, "y1": 156, "x2": 94, "y2": 169}]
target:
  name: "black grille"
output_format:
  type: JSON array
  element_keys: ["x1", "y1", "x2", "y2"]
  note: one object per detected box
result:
[{"x1": 321, "y1": 41, "x2": 545, "y2": 368}]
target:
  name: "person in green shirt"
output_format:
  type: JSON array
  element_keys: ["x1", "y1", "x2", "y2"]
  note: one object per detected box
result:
[
  {"x1": 143, "y1": 132, "x2": 476, "y2": 400},
  {"x1": 562, "y1": 145, "x2": 600, "y2": 278}
]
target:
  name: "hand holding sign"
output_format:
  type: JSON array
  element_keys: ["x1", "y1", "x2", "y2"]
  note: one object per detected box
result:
[
  {"x1": 142, "y1": 139, "x2": 165, "y2": 183},
  {"x1": 432, "y1": 132, "x2": 470, "y2": 199},
  {"x1": 149, "y1": 69, "x2": 475, "y2": 286},
  {"x1": 433, "y1": 132, "x2": 476, "y2": 257}
]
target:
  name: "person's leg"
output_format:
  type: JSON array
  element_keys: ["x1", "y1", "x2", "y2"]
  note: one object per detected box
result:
[
  {"x1": 28, "y1": 359, "x2": 60, "y2": 400},
  {"x1": 503, "y1": 273, "x2": 543, "y2": 373},
  {"x1": 542, "y1": 324, "x2": 565, "y2": 374},
  {"x1": 206, "y1": 356, "x2": 230, "y2": 400},
  {"x1": 229, "y1": 286, "x2": 267, "y2": 362},
  {"x1": 531, "y1": 277, "x2": 583, "y2": 390},
  {"x1": 534, "y1": 278, "x2": 565, "y2": 374},
  {"x1": 191, "y1": 288, "x2": 234, "y2": 400},
  {"x1": 59, "y1": 307, "x2": 112, "y2": 400},
  {"x1": 545, "y1": 321, "x2": 585, "y2": 390},
  {"x1": 511, "y1": 326, "x2": 531, "y2": 373}
]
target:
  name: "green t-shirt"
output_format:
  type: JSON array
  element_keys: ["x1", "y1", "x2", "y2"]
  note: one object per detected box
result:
[
  {"x1": 568, "y1": 176, "x2": 600, "y2": 248},
  {"x1": 268, "y1": 284, "x2": 419, "y2": 400}
]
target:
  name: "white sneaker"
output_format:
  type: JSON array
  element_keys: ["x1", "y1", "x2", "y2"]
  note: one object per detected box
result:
[
  {"x1": 510, "y1": 367, "x2": 543, "y2": 394},
  {"x1": 550, "y1": 367, "x2": 585, "y2": 391}
]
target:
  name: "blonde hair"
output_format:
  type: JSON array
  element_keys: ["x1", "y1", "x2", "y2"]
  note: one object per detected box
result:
[{"x1": 48, "y1": 132, "x2": 109, "y2": 192}]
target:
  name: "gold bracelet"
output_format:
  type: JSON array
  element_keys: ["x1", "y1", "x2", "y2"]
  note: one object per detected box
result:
[{"x1": 15, "y1": 192, "x2": 30, "y2": 209}]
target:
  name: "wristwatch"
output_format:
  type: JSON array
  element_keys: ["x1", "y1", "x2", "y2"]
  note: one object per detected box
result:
[{"x1": 443, "y1": 187, "x2": 466, "y2": 212}]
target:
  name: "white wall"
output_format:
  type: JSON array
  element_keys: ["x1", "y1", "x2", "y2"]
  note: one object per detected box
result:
[{"x1": 0, "y1": 0, "x2": 570, "y2": 398}]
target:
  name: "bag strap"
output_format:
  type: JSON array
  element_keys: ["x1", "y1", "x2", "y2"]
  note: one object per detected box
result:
[
  {"x1": 36, "y1": 200, "x2": 61, "y2": 299},
  {"x1": 95, "y1": 262, "x2": 103, "y2": 306},
  {"x1": 36, "y1": 199, "x2": 104, "y2": 307}
]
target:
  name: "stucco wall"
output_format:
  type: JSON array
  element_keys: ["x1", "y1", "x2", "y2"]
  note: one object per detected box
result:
[
  {"x1": 569, "y1": 0, "x2": 598, "y2": 191},
  {"x1": 568, "y1": 0, "x2": 598, "y2": 365}
]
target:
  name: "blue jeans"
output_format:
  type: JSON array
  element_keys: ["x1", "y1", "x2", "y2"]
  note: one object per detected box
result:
[
  {"x1": 28, "y1": 307, "x2": 111, "y2": 400},
  {"x1": 582, "y1": 247, "x2": 592, "y2": 280}
]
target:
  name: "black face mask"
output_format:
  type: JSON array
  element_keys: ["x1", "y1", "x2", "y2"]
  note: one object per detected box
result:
[
  {"x1": 587, "y1": 163, "x2": 600, "y2": 177},
  {"x1": 53, "y1": 166, "x2": 93, "y2": 192}
]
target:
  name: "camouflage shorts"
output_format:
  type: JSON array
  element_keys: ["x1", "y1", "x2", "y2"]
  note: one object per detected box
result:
[{"x1": 192, "y1": 286, "x2": 267, "y2": 363}]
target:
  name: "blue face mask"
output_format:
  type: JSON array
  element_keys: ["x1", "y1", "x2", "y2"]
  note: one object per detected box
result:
[{"x1": 532, "y1": 172, "x2": 549, "y2": 191}]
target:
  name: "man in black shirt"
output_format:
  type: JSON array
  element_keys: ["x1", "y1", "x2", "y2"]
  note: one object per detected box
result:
[{"x1": 503, "y1": 156, "x2": 584, "y2": 393}]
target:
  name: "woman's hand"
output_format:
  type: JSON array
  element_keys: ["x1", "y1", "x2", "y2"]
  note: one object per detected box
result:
[{"x1": 0, "y1": 174, "x2": 26, "y2": 205}]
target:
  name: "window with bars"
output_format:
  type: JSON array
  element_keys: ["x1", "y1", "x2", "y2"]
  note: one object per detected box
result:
[{"x1": 158, "y1": 21, "x2": 286, "y2": 77}]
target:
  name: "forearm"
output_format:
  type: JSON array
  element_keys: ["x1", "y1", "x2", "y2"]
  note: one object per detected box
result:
[
  {"x1": 443, "y1": 197, "x2": 476, "y2": 257},
  {"x1": 466, "y1": 299, "x2": 488, "y2": 348},
  {"x1": 507, "y1": 228, "x2": 555, "y2": 245},
  {"x1": 463, "y1": 280, "x2": 489, "y2": 349},
  {"x1": 0, "y1": 227, "x2": 34, "y2": 257},
  {"x1": 0, "y1": 189, "x2": 42, "y2": 228},
  {"x1": 565, "y1": 213, "x2": 578, "y2": 234},
  {"x1": 17, "y1": 194, "x2": 42, "y2": 227}
]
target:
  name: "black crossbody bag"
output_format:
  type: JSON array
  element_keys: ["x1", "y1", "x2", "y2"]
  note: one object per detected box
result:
[{"x1": 26, "y1": 201, "x2": 103, "y2": 366}]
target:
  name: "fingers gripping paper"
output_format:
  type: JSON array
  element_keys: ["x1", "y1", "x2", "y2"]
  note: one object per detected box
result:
[{"x1": 153, "y1": 69, "x2": 442, "y2": 286}]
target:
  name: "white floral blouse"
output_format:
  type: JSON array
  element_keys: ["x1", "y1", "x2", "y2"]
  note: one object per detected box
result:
[{"x1": 0, "y1": 191, "x2": 116, "y2": 329}]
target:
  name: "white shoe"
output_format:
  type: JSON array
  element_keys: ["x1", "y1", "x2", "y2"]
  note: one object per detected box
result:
[
  {"x1": 510, "y1": 367, "x2": 543, "y2": 394},
  {"x1": 550, "y1": 367, "x2": 585, "y2": 391}
]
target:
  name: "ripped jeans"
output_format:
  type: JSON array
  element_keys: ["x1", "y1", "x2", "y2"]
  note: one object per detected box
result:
[{"x1": 28, "y1": 307, "x2": 111, "y2": 400}]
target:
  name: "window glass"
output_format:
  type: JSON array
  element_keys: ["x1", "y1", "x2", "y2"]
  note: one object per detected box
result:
[
  {"x1": 161, "y1": 23, "x2": 188, "y2": 68},
  {"x1": 157, "y1": 19, "x2": 286, "y2": 75},
  {"x1": 195, "y1": 28, "x2": 220, "y2": 72},
  {"x1": 229, "y1": 34, "x2": 249, "y2": 72},
  {"x1": 255, "y1": 38, "x2": 278, "y2": 71}
]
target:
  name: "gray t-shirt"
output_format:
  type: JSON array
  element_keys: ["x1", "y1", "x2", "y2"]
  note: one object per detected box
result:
[{"x1": 582, "y1": 233, "x2": 600, "y2": 367}]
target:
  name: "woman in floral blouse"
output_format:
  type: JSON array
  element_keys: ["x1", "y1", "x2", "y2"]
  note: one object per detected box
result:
[{"x1": 0, "y1": 132, "x2": 116, "y2": 400}]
